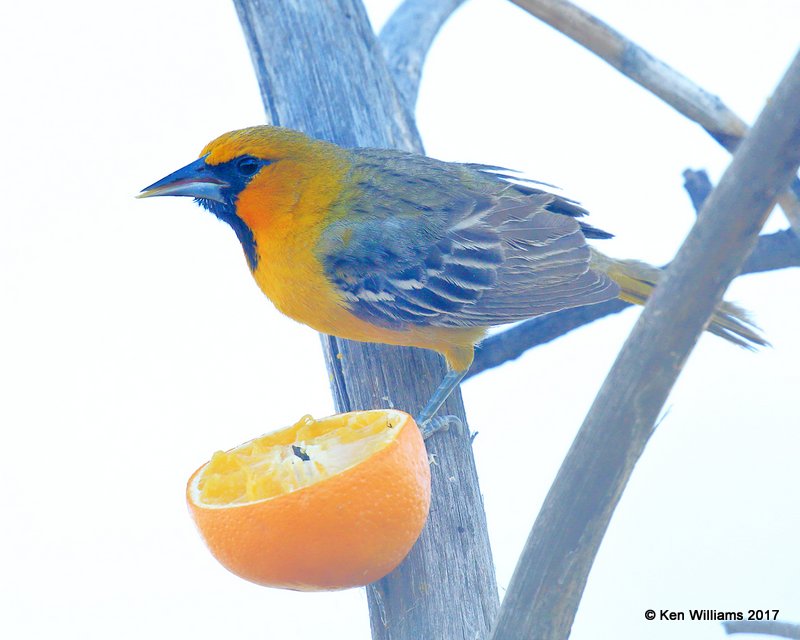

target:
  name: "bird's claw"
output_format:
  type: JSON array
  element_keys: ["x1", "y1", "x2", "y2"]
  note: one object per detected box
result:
[{"x1": 419, "y1": 415, "x2": 464, "y2": 439}]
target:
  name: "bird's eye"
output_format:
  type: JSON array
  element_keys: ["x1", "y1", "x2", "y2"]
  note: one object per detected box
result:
[{"x1": 236, "y1": 157, "x2": 260, "y2": 177}]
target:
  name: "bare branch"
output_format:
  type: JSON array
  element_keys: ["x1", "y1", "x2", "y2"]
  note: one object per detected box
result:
[
  {"x1": 681, "y1": 168, "x2": 800, "y2": 275},
  {"x1": 233, "y1": 2, "x2": 498, "y2": 639},
  {"x1": 723, "y1": 620, "x2": 800, "y2": 639},
  {"x1": 742, "y1": 229, "x2": 800, "y2": 273},
  {"x1": 379, "y1": 0, "x2": 467, "y2": 110},
  {"x1": 682, "y1": 168, "x2": 800, "y2": 273},
  {"x1": 776, "y1": 189, "x2": 800, "y2": 235},
  {"x1": 490, "y1": 49, "x2": 800, "y2": 640},
  {"x1": 509, "y1": 0, "x2": 746, "y2": 138},
  {"x1": 682, "y1": 168, "x2": 714, "y2": 213},
  {"x1": 468, "y1": 300, "x2": 629, "y2": 379},
  {"x1": 507, "y1": 0, "x2": 800, "y2": 234}
]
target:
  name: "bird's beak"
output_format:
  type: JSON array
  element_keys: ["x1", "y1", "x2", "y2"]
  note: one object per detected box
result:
[{"x1": 137, "y1": 156, "x2": 228, "y2": 203}]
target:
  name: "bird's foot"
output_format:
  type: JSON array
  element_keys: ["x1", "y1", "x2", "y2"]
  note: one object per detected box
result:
[{"x1": 418, "y1": 414, "x2": 464, "y2": 439}]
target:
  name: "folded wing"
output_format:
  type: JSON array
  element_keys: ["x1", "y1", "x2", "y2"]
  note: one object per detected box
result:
[{"x1": 320, "y1": 150, "x2": 619, "y2": 329}]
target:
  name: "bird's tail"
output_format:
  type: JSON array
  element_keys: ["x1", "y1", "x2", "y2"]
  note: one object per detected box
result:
[{"x1": 589, "y1": 249, "x2": 768, "y2": 349}]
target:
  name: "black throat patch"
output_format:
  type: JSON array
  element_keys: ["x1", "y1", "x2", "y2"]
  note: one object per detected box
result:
[{"x1": 195, "y1": 156, "x2": 272, "y2": 271}]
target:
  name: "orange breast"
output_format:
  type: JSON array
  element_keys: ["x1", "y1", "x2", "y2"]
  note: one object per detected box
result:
[{"x1": 235, "y1": 160, "x2": 484, "y2": 370}]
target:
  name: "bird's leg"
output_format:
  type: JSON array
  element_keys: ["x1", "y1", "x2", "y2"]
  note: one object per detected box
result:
[
  {"x1": 416, "y1": 369, "x2": 467, "y2": 439},
  {"x1": 420, "y1": 415, "x2": 464, "y2": 439},
  {"x1": 418, "y1": 369, "x2": 467, "y2": 422}
]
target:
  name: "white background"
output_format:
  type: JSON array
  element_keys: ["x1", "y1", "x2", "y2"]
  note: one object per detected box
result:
[{"x1": 1, "y1": 1, "x2": 797, "y2": 638}]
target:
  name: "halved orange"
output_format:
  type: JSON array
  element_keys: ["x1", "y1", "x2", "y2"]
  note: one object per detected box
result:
[{"x1": 186, "y1": 410, "x2": 431, "y2": 591}]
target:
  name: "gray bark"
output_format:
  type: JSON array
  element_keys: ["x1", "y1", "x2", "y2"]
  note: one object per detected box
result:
[
  {"x1": 231, "y1": 2, "x2": 499, "y2": 638},
  {"x1": 490, "y1": 49, "x2": 800, "y2": 640},
  {"x1": 378, "y1": 0, "x2": 467, "y2": 110}
]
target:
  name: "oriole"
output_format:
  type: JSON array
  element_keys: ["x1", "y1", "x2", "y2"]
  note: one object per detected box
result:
[{"x1": 139, "y1": 126, "x2": 763, "y2": 430}]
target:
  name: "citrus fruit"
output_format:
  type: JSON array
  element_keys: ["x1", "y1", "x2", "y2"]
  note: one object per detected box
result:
[{"x1": 186, "y1": 409, "x2": 431, "y2": 591}]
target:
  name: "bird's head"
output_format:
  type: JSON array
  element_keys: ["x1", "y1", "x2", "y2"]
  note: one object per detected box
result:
[{"x1": 138, "y1": 125, "x2": 348, "y2": 270}]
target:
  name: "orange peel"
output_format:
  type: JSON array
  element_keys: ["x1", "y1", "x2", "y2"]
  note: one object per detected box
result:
[{"x1": 187, "y1": 410, "x2": 431, "y2": 590}]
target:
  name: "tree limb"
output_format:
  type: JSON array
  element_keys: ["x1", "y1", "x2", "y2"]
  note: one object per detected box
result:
[
  {"x1": 468, "y1": 300, "x2": 629, "y2": 379},
  {"x1": 507, "y1": 0, "x2": 800, "y2": 234},
  {"x1": 682, "y1": 168, "x2": 714, "y2": 213},
  {"x1": 723, "y1": 620, "x2": 800, "y2": 639},
  {"x1": 683, "y1": 168, "x2": 800, "y2": 272},
  {"x1": 379, "y1": 0, "x2": 468, "y2": 110},
  {"x1": 741, "y1": 229, "x2": 800, "y2": 273},
  {"x1": 490, "y1": 48, "x2": 800, "y2": 640},
  {"x1": 232, "y1": 2, "x2": 498, "y2": 639}
]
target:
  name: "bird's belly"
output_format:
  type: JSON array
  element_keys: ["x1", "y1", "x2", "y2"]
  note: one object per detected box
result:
[
  {"x1": 251, "y1": 254, "x2": 373, "y2": 338},
  {"x1": 250, "y1": 258, "x2": 483, "y2": 370}
]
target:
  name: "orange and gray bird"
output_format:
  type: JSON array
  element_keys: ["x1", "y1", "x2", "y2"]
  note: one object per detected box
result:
[{"x1": 139, "y1": 126, "x2": 764, "y2": 433}]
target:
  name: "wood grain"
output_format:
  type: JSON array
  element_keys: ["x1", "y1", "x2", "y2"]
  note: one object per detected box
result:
[{"x1": 232, "y1": 2, "x2": 499, "y2": 638}]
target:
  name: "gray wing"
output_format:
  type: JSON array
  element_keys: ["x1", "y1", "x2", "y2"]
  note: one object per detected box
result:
[{"x1": 319, "y1": 150, "x2": 619, "y2": 329}]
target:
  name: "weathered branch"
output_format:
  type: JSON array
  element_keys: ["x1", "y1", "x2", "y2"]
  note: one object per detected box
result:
[
  {"x1": 232, "y1": 2, "x2": 498, "y2": 639},
  {"x1": 741, "y1": 229, "x2": 800, "y2": 273},
  {"x1": 507, "y1": 0, "x2": 800, "y2": 234},
  {"x1": 379, "y1": 0, "x2": 467, "y2": 110},
  {"x1": 509, "y1": 0, "x2": 744, "y2": 138},
  {"x1": 683, "y1": 168, "x2": 800, "y2": 273},
  {"x1": 490, "y1": 48, "x2": 800, "y2": 640},
  {"x1": 468, "y1": 300, "x2": 629, "y2": 379},
  {"x1": 723, "y1": 620, "x2": 800, "y2": 639},
  {"x1": 682, "y1": 168, "x2": 714, "y2": 213}
]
